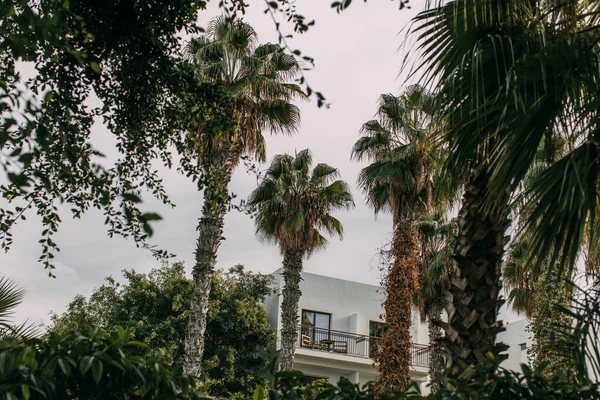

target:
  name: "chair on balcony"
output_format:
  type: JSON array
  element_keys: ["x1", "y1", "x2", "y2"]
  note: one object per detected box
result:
[
  {"x1": 332, "y1": 341, "x2": 348, "y2": 354},
  {"x1": 301, "y1": 334, "x2": 322, "y2": 350}
]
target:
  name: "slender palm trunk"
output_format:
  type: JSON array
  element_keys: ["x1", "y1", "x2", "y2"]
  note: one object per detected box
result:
[
  {"x1": 440, "y1": 166, "x2": 510, "y2": 381},
  {"x1": 183, "y1": 157, "x2": 235, "y2": 377},
  {"x1": 279, "y1": 248, "x2": 303, "y2": 371},
  {"x1": 376, "y1": 222, "x2": 420, "y2": 390},
  {"x1": 428, "y1": 303, "x2": 444, "y2": 393}
]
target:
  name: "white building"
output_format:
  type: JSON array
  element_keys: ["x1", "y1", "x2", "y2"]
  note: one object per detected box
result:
[
  {"x1": 263, "y1": 269, "x2": 431, "y2": 392},
  {"x1": 263, "y1": 268, "x2": 538, "y2": 394},
  {"x1": 497, "y1": 319, "x2": 532, "y2": 372}
]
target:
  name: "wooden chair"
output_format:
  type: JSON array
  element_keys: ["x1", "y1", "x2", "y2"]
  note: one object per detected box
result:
[
  {"x1": 333, "y1": 341, "x2": 348, "y2": 354},
  {"x1": 301, "y1": 334, "x2": 321, "y2": 349}
]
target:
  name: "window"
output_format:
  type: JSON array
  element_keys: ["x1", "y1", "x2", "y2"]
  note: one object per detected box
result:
[
  {"x1": 369, "y1": 321, "x2": 386, "y2": 358},
  {"x1": 301, "y1": 309, "x2": 331, "y2": 341},
  {"x1": 520, "y1": 343, "x2": 527, "y2": 351}
]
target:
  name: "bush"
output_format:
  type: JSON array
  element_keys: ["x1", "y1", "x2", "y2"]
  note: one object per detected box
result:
[
  {"x1": 0, "y1": 328, "x2": 209, "y2": 399},
  {"x1": 259, "y1": 365, "x2": 600, "y2": 400}
]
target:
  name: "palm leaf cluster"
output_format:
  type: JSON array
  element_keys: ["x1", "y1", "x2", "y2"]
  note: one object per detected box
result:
[
  {"x1": 413, "y1": 0, "x2": 600, "y2": 275},
  {"x1": 351, "y1": 87, "x2": 444, "y2": 223},
  {"x1": 248, "y1": 149, "x2": 354, "y2": 255},
  {"x1": 184, "y1": 16, "x2": 305, "y2": 163},
  {"x1": 0, "y1": 276, "x2": 37, "y2": 339}
]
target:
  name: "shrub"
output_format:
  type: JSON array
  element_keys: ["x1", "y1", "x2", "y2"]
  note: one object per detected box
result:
[{"x1": 0, "y1": 328, "x2": 209, "y2": 399}]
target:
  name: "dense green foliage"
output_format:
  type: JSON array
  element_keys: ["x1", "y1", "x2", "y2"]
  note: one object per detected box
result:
[
  {"x1": 0, "y1": 328, "x2": 207, "y2": 399},
  {"x1": 48, "y1": 263, "x2": 276, "y2": 397},
  {"x1": 0, "y1": 0, "x2": 335, "y2": 275}
]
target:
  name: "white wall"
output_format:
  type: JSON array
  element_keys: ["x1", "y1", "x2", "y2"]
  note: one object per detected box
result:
[
  {"x1": 497, "y1": 319, "x2": 532, "y2": 372},
  {"x1": 263, "y1": 268, "x2": 428, "y2": 345}
]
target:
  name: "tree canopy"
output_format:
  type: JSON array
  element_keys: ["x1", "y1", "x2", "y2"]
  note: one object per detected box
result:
[{"x1": 49, "y1": 263, "x2": 276, "y2": 398}]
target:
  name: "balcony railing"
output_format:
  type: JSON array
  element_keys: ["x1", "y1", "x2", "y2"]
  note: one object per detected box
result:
[{"x1": 296, "y1": 325, "x2": 430, "y2": 367}]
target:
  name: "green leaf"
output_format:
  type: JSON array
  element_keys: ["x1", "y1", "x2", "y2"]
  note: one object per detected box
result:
[
  {"x1": 92, "y1": 359, "x2": 103, "y2": 383},
  {"x1": 21, "y1": 384, "x2": 30, "y2": 400},
  {"x1": 140, "y1": 212, "x2": 162, "y2": 222},
  {"x1": 253, "y1": 385, "x2": 264, "y2": 400},
  {"x1": 126, "y1": 340, "x2": 148, "y2": 348},
  {"x1": 8, "y1": 172, "x2": 29, "y2": 187},
  {"x1": 122, "y1": 193, "x2": 142, "y2": 203},
  {"x1": 80, "y1": 355, "x2": 94, "y2": 375},
  {"x1": 58, "y1": 358, "x2": 71, "y2": 376},
  {"x1": 89, "y1": 62, "x2": 101, "y2": 74}
]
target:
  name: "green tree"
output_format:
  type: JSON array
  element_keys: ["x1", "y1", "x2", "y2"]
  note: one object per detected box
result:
[
  {"x1": 49, "y1": 263, "x2": 276, "y2": 398},
  {"x1": 415, "y1": 211, "x2": 456, "y2": 391},
  {"x1": 0, "y1": 0, "x2": 216, "y2": 273},
  {"x1": 179, "y1": 16, "x2": 304, "y2": 377},
  {"x1": 351, "y1": 86, "x2": 445, "y2": 389},
  {"x1": 411, "y1": 0, "x2": 600, "y2": 380},
  {"x1": 247, "y1": 149, "x2": 354, "y2": 371}
]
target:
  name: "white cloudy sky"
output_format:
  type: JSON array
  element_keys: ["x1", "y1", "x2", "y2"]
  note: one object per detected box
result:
[{"x1": 5, "y1": 1, "x2": 520, "y2": 327}]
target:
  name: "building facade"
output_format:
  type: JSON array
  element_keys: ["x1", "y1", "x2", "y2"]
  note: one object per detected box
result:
[{"x1": 263, "y1": 269, "x2": 431, "y2": 392}]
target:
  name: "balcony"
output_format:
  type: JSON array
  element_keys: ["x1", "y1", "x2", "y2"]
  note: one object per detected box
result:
[{"x1": 296, "y1": 325, "x2": 430, "y2": 367}]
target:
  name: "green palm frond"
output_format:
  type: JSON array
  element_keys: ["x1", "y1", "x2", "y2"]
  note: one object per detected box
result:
[
  {"x1": 310, "y1": 164, "x2": 340, "y2": 186},
  {"x1": 249, "y1": 150, "x2": 354, "y2": 256},
  {"x1": 411, "y1": 0, "x2": 600, "y2": 275},
  {"x1": 183, "y1": 16, "x2": 305, "y2": 164},
  {"x1": 351, "y1": 85, "x2": 448, "y2": 223},
  {"x1": 0, "y1": 276, "x2": 38, "y2": 338}
]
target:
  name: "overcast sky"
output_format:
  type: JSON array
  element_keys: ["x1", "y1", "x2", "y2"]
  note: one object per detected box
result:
[{"x1": 5, "y1": 1, "x2": 521, "y2": 327}]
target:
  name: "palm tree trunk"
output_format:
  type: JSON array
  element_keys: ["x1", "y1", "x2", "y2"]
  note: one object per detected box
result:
[
  {"x1": 376, "y1": 222, "x2": 419, "y2": 391},
  {"x1": 279, "y1": 248, "x2": 303, "y2": 371},
  {"x1": 183, "y1": 159, "x2": 235, "y2": 377},
  {"x1": 428, "y1": 303, "x2": 444, "y2": 393},
  {"x1": 440, "y1": 166, "x2": 510, "y2": 381}
]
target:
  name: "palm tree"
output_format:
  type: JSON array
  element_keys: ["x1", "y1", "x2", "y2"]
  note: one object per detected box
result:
[
  {"x1": 181, "y1": 16, "x2": 304, "y2": 376},
  {"x1": 247, "y1": 149, "x2": 354, "y2": 371},
  {"x1": 415, "y1": 211, "x2": 455, "y2": 392},
  {"x1": 351, "y1": 86, "x2": 446, "y2": 390},
  {"x1": 411, "y1": 0, "x2": 600, "y2": 380}
]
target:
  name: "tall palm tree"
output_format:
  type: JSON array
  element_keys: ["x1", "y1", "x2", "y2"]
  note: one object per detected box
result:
[
  {"x1": 411, "y1": 0, "x2": 600, "y2": 380},
  {"x1": 247, "y1": 149, "x2": 354, "y2": 371},
  {"x1": 351, "y1": 86, "x2": 446, "y2": 390},
  {"x1": 181, "y1": 16, "x2": 304, "y2": 376},
  {"x1": 415, "y1": 211, "x2": 455, "y2": 392}
]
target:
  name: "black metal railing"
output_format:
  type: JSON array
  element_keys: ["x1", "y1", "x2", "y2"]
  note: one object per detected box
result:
[{"x1": 296, "y1": 325, "x2": 430, "y2": 367}]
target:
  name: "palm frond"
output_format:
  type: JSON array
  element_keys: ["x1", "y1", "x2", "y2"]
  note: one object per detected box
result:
[
  {"x1": 249, "y1": 150, "x2": 353, "y2": 256},
  {"x1": 0, "y1": 276, "x2": 38, "y2": 338}
]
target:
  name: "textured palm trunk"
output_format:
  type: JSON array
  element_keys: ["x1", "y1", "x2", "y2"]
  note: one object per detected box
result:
[
  {"x1": 428, "y1": 304, "x2": 444, "y2": 393},
  {"x1": 279, "y1": 248, "x2": 303, "y2": 371},
  {"x1": 183, "y1": 157, "x2": 235, "y2": 377},
  {"x1": 375, "y1": 222, "x2": 419, "y2": 391},
  {"x1": 440, "y1": 166, "x2": 510, "y2": 381}
]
